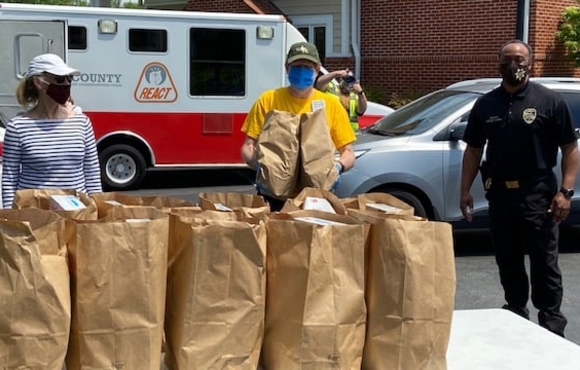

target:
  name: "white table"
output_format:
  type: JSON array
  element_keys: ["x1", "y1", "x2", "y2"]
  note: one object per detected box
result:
[{"x1": 448, "y1": 309, "x2": 580, "y2": 370}]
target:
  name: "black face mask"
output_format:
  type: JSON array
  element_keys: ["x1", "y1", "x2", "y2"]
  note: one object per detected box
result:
[
  {"x1": 45, "y1": 83, "x2": 72, "y2": 105},
  {"x1": 38, "y1": 77, "x2": 71, "y2": 105},
  {"x1": 500, "y1": 62, "x2": 529, "y2": 86}
]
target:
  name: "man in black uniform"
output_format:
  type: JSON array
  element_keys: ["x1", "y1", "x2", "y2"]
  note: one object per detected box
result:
[{"x1": 459, "y1": 40, "x2": 579, "y2": 337}]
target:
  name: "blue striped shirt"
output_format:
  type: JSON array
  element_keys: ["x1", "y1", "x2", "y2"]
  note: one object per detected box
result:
[{"x1": 2, "y1": 114, "x2": 102, "y2": 208}]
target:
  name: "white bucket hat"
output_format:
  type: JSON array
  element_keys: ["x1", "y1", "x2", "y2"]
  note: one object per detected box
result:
[{"x1": 25, "y1": 53, "x2": 81, "y2": 78}]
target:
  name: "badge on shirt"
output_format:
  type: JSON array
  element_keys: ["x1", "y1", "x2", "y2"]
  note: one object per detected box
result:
[
  {"x1": 311, "y1": 100, "x2": 325, "y2": 112},
  {"x1": 522, "y1": 108, "x2": 537, "y2": 124}
]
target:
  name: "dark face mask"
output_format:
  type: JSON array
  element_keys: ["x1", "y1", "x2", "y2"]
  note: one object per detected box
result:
[
  {"x1": 39, "y1": 78, "x2": 71, "y2": 105},
  {"x1": 500, "y1": 62, "x2": 529, "y2": 86}
]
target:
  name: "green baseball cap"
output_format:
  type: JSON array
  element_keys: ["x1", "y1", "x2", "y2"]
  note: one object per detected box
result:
[{"x1": 286, "y1": 42, "x2": 321, "y2": 64}]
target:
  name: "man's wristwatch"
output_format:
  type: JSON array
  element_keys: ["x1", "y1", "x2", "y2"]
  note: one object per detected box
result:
[{"x1": 560, "y1": 187, "x2": 575, "y2": 199}]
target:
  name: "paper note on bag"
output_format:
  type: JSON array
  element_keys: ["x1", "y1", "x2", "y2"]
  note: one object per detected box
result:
[
  {"x1": 366, "y1": 202, "x2": 404, "y2": 213},
  {"x1": 104, "y1": 200, "x2": 123, "y2": 206},
  {"x1": 50, "y1": 195, "x2": 87, "y2": 211},
  {"x1": 214, "y1": 203, "x2": 233, "y2": 211},
  {"x1": 126, "y1": 218, "x2": 151, "y2": 223},
  {"x1": 294, "y1": 217, "x2": 345, "y2": 226},
  {"x1": 303, "y1": 197, "x2": 336, "y2": 214}
]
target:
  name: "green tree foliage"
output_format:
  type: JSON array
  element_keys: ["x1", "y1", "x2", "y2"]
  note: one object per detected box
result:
[
  {"x1": 556, "y1": 2, "x2": 580, "y2": 66},
  {"x1": 120, "y1": 1, "x2": 142, "y2": 9},
  {"x1": 111, "y1": 0, "x2": 142, "y2": 8}
]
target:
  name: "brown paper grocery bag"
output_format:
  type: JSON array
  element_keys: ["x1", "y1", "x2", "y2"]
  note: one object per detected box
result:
[
  {"x1": 138, "y1": 194, "x2": 196, "y2": 210},
  {"x1": 65, "y1": 207, "x2": 169, "y2": 370},
  {"x1": 91, "y1": 192, "x2": 198, "y2": 217},
  {"x1": 0, "y1": 209, "x2": 70, "y2": 370},
  {"x1": 164, "y1": 212, "x2": 266, "y2": 370},
  {"x1": 281, "y1": 187, "x2": 347, "y2": 214},
  {"x1": 256, "y1": 110, "x2": 301, "y2": 199},
  {"x1": 198, "y1": 191, "x2": 270, "y2": 219},
  {"x1": 168, "y1": 208, "x2": 239, "y2": 222},
  {"x1": 13, "y1": 188, "x2": 98, "y2": 220},
  {"x1": 342, "y1": 192, "x2": 414, "y2": 215},
  {"x1": 262, "y1": 210, "x2": 367, "y2": 370},
  {"x1": 348, "y1": 209, "x2": 456, "y2": 370},
  {"x1": 89, "y1": 191, "x2": 144, "y2": 216},
  {"x1": 298, "y1": 109, "x2": 340, "y2": 191},
  {"x1": 165, "y1": 209, "x2": 240, "y2": 269}
]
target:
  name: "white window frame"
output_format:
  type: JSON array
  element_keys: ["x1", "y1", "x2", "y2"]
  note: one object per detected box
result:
[{"x1": 291, "y1": 15, "x2": 339, "y2": 57}]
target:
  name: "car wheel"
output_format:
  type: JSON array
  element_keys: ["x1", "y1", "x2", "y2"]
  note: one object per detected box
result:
[
  {"x1": 99, "y1": 144, "x2": 147, "y2": 190},
  {"x1": 386, "y1": 189, "x2": 428, "y2": 218}
]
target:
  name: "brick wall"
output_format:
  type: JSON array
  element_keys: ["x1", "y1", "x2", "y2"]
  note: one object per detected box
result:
[
  {"x1": 184, "y1": 0, "x2": 254, "y2": 13},
  {"x1": 529, "y1": 0, "x2": 578, "y2": 76},
  {"x1": 182, "y1": 0, "x2": 580, "y2": 103},
  {"x1": 337, "y1": 0, "x2": 580, "y2": 103},
  {"x1": 353, "y1": 0, "x2": 518, "y2": 100}
]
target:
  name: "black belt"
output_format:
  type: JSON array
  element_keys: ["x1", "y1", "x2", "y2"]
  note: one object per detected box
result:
[{"x1": 485, "y1": 174, "x2": 551, "y2": 190}]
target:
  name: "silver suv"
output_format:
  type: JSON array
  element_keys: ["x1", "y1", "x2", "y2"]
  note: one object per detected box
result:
[{"x1": 335, "y1": 78, "x2": 580, "y2": 226}]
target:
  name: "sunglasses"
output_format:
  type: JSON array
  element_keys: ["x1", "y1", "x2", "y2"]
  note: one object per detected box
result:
[
  {"x1": 43, "y1": 74, "x2": 74, "y2": 84},
  {"x1": 55, "y1": 75, "x2": 74, "y2": 84}
]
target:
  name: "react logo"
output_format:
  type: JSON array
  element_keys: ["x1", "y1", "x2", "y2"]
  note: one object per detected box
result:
[
  {"x1": 145, "y1": 65, "x2": 167, "y2": 85},
  {"x1": 134, "y1": 62, "x2": 178, "y2": 103}
]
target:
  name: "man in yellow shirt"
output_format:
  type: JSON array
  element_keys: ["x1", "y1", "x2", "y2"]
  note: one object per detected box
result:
[{"x1": 240, "y1": 41, "x2": 356, "y2": 210}]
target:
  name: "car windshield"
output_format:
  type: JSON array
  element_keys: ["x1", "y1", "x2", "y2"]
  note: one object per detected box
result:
[{"x1": 368, "y1": 90, "x2": 481, "y2": 136}]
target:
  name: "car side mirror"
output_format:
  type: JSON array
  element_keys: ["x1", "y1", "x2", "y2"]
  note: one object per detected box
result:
[{"x1": 449, "y1": 121, "x2": 467, "y2": 141}]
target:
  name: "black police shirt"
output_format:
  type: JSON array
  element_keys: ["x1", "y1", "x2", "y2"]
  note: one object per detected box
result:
[{"x1": 463, "y1": 81, "x2": 577, "y2": 180}]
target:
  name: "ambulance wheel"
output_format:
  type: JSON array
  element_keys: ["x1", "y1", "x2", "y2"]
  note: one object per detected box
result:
[{"x1": 100, "y1": 144, "x2": 147, "y2": 190}]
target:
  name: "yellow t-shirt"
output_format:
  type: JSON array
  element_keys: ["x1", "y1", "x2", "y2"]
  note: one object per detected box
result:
[{"x1": 241, "y1": 87, "x2": 356, "y2": 149}]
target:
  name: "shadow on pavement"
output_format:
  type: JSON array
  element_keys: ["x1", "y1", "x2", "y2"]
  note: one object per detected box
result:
[
  {"x1": 453, "y1": 229, "x2": 493, "y2": 257},
  {"x1": 140, "y1": 168, "x2": 256, "y2": 189},
  {"x1": 560, "y1": 225, "x2": 580, "y2": 254}
]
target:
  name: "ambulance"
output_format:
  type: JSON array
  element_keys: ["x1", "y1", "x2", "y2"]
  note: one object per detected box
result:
[{"x1": 0, "y1": 3, "x2": 394, "y2": 190}]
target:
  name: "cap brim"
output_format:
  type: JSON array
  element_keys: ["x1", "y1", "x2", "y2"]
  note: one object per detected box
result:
[
  {"x1": 287, "y1": 55, "x2": 320, "y2": 64},
  {"x1": 46, "y1": 66, "x2": 81, "y2": 76}
]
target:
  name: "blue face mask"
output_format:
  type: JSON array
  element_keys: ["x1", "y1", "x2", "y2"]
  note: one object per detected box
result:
[{"x1": 288, "y1": 65, "x2": 315, "y2": 91}]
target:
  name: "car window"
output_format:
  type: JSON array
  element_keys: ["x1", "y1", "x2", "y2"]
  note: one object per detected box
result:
[
  {"x1": 559, "y1": 92, "x2": 580, "y2": 129},
  {"x1": 369, "y1": 90, "x2": 480, "y2": 136}
]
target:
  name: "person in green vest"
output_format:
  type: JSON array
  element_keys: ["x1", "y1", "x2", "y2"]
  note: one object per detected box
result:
[{"x1": 315, "y1": 69, "x2": 367, "y2": 132}]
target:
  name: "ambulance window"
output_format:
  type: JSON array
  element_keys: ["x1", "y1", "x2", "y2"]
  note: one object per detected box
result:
[
  {"x1": 68, "y1": 26, "x2": 87, "y2": 50},
  {"x1": 189, "y1": 28, "x2": 246, "y2": 96},
  {"x1": 129, "y1": 29, "x2": 167, "y2": 52}
]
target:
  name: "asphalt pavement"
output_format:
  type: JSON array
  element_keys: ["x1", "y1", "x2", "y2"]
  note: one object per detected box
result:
[{"x1": 454, "y1": 228, "x2": 580, "y2": 345}]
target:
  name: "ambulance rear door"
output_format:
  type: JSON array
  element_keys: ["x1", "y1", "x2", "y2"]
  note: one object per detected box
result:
[{"x1": 0, "y1": 19, "x2": 66, "y2": 118}]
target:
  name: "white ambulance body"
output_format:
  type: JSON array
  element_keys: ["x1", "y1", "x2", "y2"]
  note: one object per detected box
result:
[{"x1": 0, "y1": 3, "x2": 393, "y2": 190}]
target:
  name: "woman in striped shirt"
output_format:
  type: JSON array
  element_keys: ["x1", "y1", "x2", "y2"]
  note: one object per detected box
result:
[{"x1": 1, "y1": 53, "x2": 102, "y2": 208}]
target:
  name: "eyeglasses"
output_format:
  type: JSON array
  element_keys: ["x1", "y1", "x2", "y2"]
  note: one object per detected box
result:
[
  {"x1": 53, "y1": 75, "x2": 74, "y2": 84},
  {"x1": 42, "y1": 74, "x2": 74, "y2": 84}
]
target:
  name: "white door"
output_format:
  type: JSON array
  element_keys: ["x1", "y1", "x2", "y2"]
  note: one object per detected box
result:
[{"x1": 0, "y1": 19, "x2": 66, "y2": 117}]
